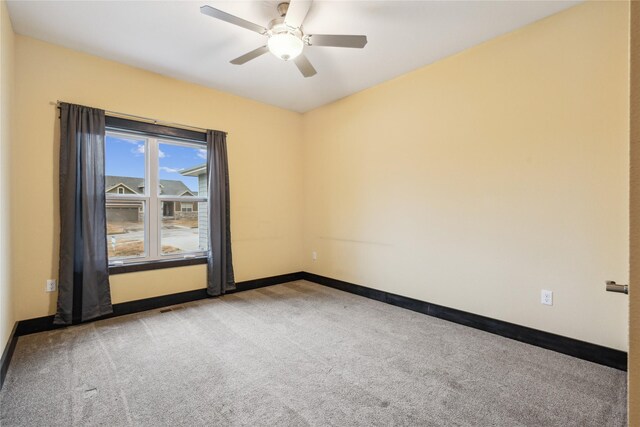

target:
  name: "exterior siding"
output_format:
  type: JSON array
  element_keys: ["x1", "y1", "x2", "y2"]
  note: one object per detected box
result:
[{"x1": 198, "y1": 173, "x2": 208, "y2": 250}]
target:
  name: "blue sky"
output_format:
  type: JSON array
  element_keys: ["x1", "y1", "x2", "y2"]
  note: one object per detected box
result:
[{"x1": 105, "y1": 135, "x2": 205, "y2": 192}]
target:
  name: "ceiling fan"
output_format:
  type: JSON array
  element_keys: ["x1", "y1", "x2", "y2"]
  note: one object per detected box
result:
[{"x1": 200, "y1": 1, "x2": 368, "y2": 78}]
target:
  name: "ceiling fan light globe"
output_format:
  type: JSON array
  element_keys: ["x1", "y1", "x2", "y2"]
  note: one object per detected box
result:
[{"x1": 268, "y1": 33, "x2": 304, "y2": 61}]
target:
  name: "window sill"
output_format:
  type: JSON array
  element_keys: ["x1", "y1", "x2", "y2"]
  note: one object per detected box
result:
[{"x1": 108, "y1": 256, "x2": 207, "y2": 275}]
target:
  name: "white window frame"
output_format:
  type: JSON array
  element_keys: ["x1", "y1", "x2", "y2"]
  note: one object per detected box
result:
[
  {"x1": 117, "y1": 187, "x2": 125, "y2": 194},
  {"x1": 106, "y1": 130, "x2": 207, "y2": 265}
]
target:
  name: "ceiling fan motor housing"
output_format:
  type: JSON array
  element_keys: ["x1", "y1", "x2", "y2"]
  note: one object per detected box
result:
[
  {"x1": 267, "y1": 17, "x2": 304, "y2": 61},
  {"x1": 277, "y1": 2, "x2": 289, "y2": 17}
]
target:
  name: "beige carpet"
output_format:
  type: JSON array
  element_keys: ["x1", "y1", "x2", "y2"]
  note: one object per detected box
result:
[{"x1": 0, "y1": 281, "x2": 627, "y2": 426}]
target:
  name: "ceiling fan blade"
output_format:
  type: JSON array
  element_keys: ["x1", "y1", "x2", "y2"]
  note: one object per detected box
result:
[
  {"x1": 284, "y1": 0, "x2": 313, "y2": 29},
  {"x1": 200, "y1": 5, "x2": 267, "y2": 35},
  {"x1": 307, "y1": 34, "x2": 367, "y2": 48},
  {"x1": 294, "y1": 54, "x2": 317, "y2": 78},
  {"x1": 230, "y1": 46, "x2": 269, "y2": 65}
]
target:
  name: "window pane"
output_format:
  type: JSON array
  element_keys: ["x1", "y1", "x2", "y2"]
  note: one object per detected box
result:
[
  {"x1": 105, "y1": 134, "x2": 146, "y2": 196},
  {"x1": 161, "y1": 201, "x2": 208, "y2": 255},
  {"x1": 107, "y1": 201, "x2": 146, "y2": 260},
  {"x1": 158, "y1": 142, "x2": 206, "y2": 197}
]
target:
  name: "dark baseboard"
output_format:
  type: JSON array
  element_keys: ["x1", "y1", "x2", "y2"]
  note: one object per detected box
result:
[
  {"x1": 2, "y1": 271, "x2": 305, "y2": 391},
  {"x1": 6, "y1": 269, "x2": 626, "y2": 386},
  {"x1": 15, "y1": 272, "x2": 305, "y2": 337},
  {"x1": 301, "y1": 272, "x2": 628, "y2": 371},
  {"x1": 0, "y1": 322, "x2": 18, "y2": 389},
  {"x1": 228, "y1": 272, "x2": 304, "y2": 293}
]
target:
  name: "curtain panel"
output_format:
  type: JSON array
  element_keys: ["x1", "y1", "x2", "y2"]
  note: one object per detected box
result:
[
  {"x1": 54, "y1": 103, "x2": 113, "y2": 325},
  {"x1": 206, "y1": 130, "x2": 236, "y2": 296}
]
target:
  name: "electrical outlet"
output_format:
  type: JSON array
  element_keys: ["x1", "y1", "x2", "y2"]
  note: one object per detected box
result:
[
  {"x1": 46, "y1": 279, "x2": 57, "y2": 293},
  {"x1": 312, "y1": 251, "x2": 317, "y2": 261},
  {"x1": 541, "y1": 290, "x2": 553, "y2": 306}
]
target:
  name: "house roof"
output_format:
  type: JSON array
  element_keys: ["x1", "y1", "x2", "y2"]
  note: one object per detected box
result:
[
  {"x1": 180, "y1": 164, "x2": 206, "y2": 177},
  {"x1": 106, "y1": 175, "x2": 195, "y2": 196}
]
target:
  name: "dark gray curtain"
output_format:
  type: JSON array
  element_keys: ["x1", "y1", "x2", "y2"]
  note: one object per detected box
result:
[
  {"x1": 206, "y1": 130, "x2": 235, "y2": 296},
  {"x1": 54, "y1": 103, "x2": 113, "y2": 325}
]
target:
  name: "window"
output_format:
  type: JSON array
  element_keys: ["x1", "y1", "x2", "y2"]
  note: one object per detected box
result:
[{"x1": 105, "y1": 127, "x2": 208, "y2": 265}]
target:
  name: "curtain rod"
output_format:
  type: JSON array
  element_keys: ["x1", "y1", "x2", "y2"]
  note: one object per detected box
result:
[{"x1": 50, "y1": 101, "x2": 227, "y2": 135}]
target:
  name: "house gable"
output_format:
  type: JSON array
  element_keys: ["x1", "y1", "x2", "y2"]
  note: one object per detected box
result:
[{"x1": 106, "y1": 182, "x2": 139, "y2": 195}]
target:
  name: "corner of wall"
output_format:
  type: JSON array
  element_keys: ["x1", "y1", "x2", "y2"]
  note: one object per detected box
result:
[
  {"x1": 0, "y1": 0, "x2": 16, "y2": 354},
  {"x1": 627, "y1": 0, "x2": 639, "y2": 423}
]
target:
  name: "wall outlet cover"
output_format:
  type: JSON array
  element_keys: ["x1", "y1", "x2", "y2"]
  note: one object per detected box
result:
[
  {"x1": 541, "y1": 289, "x2": 553, "y2": 306},
  {"x1": 46, "y1": 279, "x2": 57, "y2": 293}
]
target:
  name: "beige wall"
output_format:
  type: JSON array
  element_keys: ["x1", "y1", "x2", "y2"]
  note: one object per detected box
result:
[
  {"x1": 0, "y1": 0, "x2": 15, "y2": 353},
  {"x1": 12, "y1": 36, "x2": 304, "y2": 321},
  {"x1": 628, "y1": 0, "x2": 639, "y2": 423},
  {"x1": 302, "y1": 2, "x2": 630, "y2": 351}
]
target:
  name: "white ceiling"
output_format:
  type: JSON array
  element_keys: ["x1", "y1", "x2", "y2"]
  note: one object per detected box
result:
[{"x1": 7, "y1": 0, "x2": 580, "y2": 113}]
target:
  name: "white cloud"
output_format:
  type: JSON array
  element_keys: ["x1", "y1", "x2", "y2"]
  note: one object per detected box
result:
[
  {"x1": 197, "y1": 149, "x2": 207, "y2": 160},
  {"x1": 132, "y1": 144, "x2": 145, "y2": 155},
  {"x1": 118, "y1": 138, "x2": 142, "y2": 145},
  {"x1": 159, "y1": 166, "x2": 182, "y2": 174},
  {"x1": 159, "y1": 149, "x2": 167, "y2": 158}
]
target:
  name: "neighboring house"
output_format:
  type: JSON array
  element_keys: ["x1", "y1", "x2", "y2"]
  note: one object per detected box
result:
[
  {"x1": 106, "y1": 170, "x2": 208, "y2": 250},
  {"x1": 105, "y1": 175, "x2": 198, "y2": 222}
]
